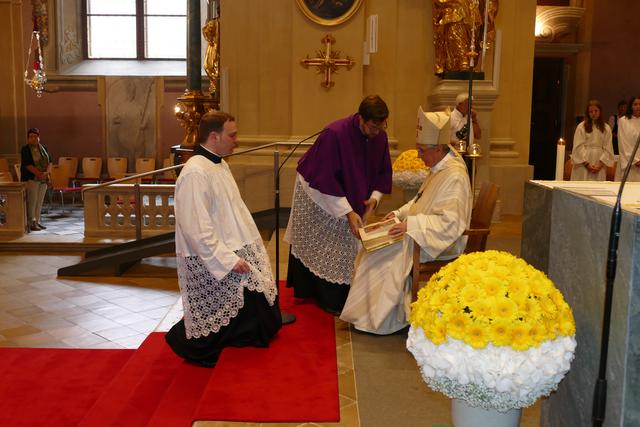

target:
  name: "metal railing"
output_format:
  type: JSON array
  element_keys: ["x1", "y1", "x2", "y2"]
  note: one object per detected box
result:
[{"x1": 82, "y1": 141, "x2": 313, "y2": 240}]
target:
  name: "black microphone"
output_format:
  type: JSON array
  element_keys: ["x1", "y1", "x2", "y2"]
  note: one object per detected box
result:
[
  {"x1": 274, "y1": 128, "x2": 327, "y2": 325},
  {"x1": 592, "y1": 130, "x2": 640, "y2": 426}
]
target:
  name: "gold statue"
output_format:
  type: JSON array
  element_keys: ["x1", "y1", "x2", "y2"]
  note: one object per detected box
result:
[
  {"x1": 203, "y1": 0, "x2": 220, "y2": 101},
  {"x1": 433, "y1": 0, "x2": 497, "y2": 75}
]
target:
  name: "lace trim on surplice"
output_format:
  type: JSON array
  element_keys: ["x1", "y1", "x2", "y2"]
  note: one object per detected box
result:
[
  {"x1": 288, "y1": 179, "x2": 359, "y2": 285},
  {"x1": 178, "y1": 238, "x2": 277, "y2": 339}
]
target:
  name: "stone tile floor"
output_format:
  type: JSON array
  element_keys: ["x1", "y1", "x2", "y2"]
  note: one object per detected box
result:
[{"x1": 0, "y1": 208, "x2": 360, "y2": 427}]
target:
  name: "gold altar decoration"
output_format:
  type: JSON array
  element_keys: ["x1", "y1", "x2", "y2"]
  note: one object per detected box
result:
[
  {"x1": 203, "y1": 0, "x2": 221, "y2": 105},
  {"x1": 300, "y1": 34, "x2": 355, "y2": 90},
  {"x1": 433, "y1": 0, "x2": 498, "y2": 75},
  {"x1": 295, "y1": 0, "x2": 364, "y2": 26},
  {"x1": 24, "y1": 30, "x2": 47, "y2": 97},
  {"x1": 174, "y1": 90, "x2": 216, "y2": 153}
]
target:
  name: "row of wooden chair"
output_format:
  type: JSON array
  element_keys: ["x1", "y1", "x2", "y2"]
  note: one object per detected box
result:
[{"x1": 0, "y1": 157, "x2": 179, "y2": 184}]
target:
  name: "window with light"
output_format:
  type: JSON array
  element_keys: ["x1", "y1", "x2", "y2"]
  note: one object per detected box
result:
[{"x1": 83, "y1": 0, "x2": 187, "y2": 60}]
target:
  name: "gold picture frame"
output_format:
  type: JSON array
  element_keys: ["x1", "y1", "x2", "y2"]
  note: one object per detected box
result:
[{"x1": 295, "y1": 0, "x2": 364, "y2": 26}]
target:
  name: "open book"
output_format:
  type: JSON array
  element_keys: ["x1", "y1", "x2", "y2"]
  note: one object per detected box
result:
[{"x1": 359, "y1": 217, "x2": 404, "y2": 253}]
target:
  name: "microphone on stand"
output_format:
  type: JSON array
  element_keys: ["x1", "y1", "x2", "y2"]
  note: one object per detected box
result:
[
  {"x1": 274, "y1": 128, "x2": 327, "y2": 325},
  {"x1": 592, "y1": 131, "x2": 640, "y2": 426}
]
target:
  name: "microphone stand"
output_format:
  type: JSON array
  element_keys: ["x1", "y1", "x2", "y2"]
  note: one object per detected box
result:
[
  {"x1": 274, "y1": 129, "x2": 326, "y2": 324},
  {"x1": 592, "y1": 132, "x2": 640, "y2": 426}
]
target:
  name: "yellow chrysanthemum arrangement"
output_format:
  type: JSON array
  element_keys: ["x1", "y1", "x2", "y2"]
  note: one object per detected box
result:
[
  {"x1": 406, "y1": 250, "x2": 577, "y2": 411},
  {"x1": 411, "y1": 250, "x2": 575, "y2": 350},
  {"x1": 392, "y1": 150, "x2": 429, "y2": 191}
]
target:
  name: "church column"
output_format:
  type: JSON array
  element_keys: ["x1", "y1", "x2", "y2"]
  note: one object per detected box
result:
[
  {"x1": 0, "y1": 0, "x2": 27, "y2": 158},
  {"x1": 174, "y1": 0, "x2": 215, "y2": 161},
  {"x1": 186, "y1": 0, "x2": 201, "y2": 92}
]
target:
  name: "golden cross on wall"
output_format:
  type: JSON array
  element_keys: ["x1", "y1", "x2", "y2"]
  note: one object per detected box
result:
[{"x1": 300, "y1": 34, "x2": 355, "y2": 90}]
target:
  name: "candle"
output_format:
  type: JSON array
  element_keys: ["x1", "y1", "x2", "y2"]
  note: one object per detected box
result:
[
  {"x1": 555, "y1": 138, "x2": 566, "y2": 181},
  {"x1": 481, "y1": 0, "x2": 490, "y2": 71}
]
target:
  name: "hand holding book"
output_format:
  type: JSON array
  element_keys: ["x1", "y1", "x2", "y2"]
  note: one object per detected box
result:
[{"x1": 358, "y1": 216, "x2": 405, "y2": 252}]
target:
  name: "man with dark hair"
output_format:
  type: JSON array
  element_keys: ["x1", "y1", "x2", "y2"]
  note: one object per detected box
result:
[
  {"x1": 285, "y1": 94, "x2": 393, "y2": 315},
  {"x1": 165, "y1": 111, "x2": 281, "y2": 367},
  {"x1": 20, "y1": 127, "x2": 51, "y2": 231}
]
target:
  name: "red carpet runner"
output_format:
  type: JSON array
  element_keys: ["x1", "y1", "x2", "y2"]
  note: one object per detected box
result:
[{"x1": 0, "y1": 286, "x2": 339, "y2": 426}]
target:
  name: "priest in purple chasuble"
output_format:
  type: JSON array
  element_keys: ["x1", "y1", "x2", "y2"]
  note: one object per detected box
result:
[
  {"x1": 285, "y1": 95, "x2": 392, "y2": 315},
  {"x1": 340, "y1": 108, "x2": 472, "y2": 335}
]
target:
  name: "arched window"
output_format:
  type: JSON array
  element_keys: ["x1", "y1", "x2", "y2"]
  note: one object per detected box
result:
[{"x1": 82, "y1": 0, "x2": 186, "y2": 60}]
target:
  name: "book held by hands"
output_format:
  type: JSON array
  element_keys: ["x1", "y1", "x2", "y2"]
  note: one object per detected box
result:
[{"x1": 359, "y1": 217, "x2": 404, "y2": 252}]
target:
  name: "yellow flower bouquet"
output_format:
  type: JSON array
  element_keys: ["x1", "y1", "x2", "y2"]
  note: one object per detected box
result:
[
  {"x1": 406, "y1": 250, "x2": 576, "y2": 412},
  {"x1": 392, "y1": 149, "x2": 428, "y2": 191}
]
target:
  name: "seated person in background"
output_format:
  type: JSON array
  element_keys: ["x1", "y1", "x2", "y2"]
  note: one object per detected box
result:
[
  {"x1": 570, "y1": 100, "x2": 614, "y2": 181},
  {"x1": 340, "y1": 108, "x2": 472, "y2": 335}
]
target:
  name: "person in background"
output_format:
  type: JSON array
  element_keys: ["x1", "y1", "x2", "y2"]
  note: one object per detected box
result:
[
  {"x1": 608, "y1": 99, "x2": 627, "y2": 155},
  {"x1": 20, "y1": 127, "x2": 51, "y2": 231},
  {"x1": 285, "y1": 95, "x2": 392, "y2": 315},
  {"x1": 616, "y1": 96, "x2": 640, "y2": 181},
  {"x1": 164, "y1": 111, "x2": 281, "y2": 367},
  {"x1": 570, "y1": 100, "x2": 614, "y2": 181},
  {"x1": 450, "y1": 92, "x2": 481, "y2": 144}
]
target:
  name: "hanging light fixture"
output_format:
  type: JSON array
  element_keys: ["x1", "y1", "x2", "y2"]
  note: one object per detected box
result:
[{"x1": 24, "y1": 30, "x2": 47, "y2": 97}]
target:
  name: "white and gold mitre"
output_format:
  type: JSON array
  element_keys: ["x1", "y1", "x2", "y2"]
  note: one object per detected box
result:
[{"x1": 416, "y1": 106, "x2": 451, "y2": 145}]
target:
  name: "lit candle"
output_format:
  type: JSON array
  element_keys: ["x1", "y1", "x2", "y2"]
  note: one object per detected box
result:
[{"x1": 555, "y1": 138, "x2": 566, "y2": 181}]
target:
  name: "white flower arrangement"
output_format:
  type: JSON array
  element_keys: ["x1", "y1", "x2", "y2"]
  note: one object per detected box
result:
[
  {"x1": 407, "y1": 329, "x2": 576, "y2": 412},
  {"x1": 392, "y1": 149, "x2": 429, "y2": 192},
  {"x1": 393, "y1": 169, "x2": 429, "y2": 192},
  {"x1": 406, "y1": 251, "x2": 577, "y2": 412}
]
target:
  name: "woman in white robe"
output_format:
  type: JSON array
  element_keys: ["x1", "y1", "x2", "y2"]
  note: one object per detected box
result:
[
  {"x1": 616, "y1": 96, "x2": 640, "y2": 181},
  {"x1": 570, "y1": 100, "x2": 614, "y2": 181}
]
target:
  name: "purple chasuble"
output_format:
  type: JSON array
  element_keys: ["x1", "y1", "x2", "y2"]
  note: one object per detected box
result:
[{"x1": 297, "y1": 114, "x2": 392, "y2": 216}]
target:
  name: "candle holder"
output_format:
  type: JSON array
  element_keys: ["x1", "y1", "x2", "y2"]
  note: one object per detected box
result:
[{"x1": 24, "y1": 31, "x2": 47, "y2": 97}]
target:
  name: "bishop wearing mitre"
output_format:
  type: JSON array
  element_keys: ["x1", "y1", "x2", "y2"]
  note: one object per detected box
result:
[{"x1": 340, "y1": 107, "x2": 472, "y2": 335}]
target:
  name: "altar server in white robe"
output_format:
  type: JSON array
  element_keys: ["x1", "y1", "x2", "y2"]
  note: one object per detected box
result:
[
  {"x1": 570, "y1": 100, "x2": 614, "y2": 181},
  {"x1": 616, "y1": 96, "x2": 640, "y2": 181},
  {"x1": 340, "y1": 107, "x2": 472, "y2": 335},
  {"x1": 165, "y1": 111, "x2": 281, "y2": 367}
]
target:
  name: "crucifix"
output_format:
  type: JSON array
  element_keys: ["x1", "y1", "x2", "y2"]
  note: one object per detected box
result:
[{"x1": 300, "y1": 34, "x2": 355, "y2": 89}]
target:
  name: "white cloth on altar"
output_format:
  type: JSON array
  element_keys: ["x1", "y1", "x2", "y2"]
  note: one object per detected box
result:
[
  {"x1": 616, "y1": 116, "x2": 640, "y2": 181},
  {"x1": 340, "y1": 151, "x2": 472, "y2": 334},
  {"x1": 175, "y1": 153, "x2": 277, "y2": 338},
  {"x1": 570, "y1": 122, "x2": 614, "y2": 181}
]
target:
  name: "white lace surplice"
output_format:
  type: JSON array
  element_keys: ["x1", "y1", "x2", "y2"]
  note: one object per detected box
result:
[
  {"x1": 178, "y1": 239, "x2": 277, "y2": 339},
  {"x1": 175, "y1": 155, "x2": 277, "y2": 339},
  {"x1": 286, "y1": 178, "x2": 359, "y2": 285}
]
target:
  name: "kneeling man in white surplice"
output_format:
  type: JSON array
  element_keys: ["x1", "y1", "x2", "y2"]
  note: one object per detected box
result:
[{"x1": 340, "y1": 107, "x2": 472, "y2": 335}]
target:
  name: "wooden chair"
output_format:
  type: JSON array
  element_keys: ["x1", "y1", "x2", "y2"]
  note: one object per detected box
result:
[
  {"x1": 107, "y1": 157, "x2": 128, "y2": 180},
  {"x1": 58, "y1": 157, "x2": 78, "y2": 182},
  {"x1": 155, "y1": 158, "x2": 177, "y2": 183},
  {"x1": 135, "y1": 157, "x2": 156, "y2": 183},
  {"x1": 14, "y1": 163, "x2": 21, "y2": 181},
  {"x1": 0, "y1": 158, "x2": 9, "y2": 172},
  {"x1": 49, "y1": 164, "x2": 82, "y2": 211},
  {"x1": 0, "y1": 171, "x2": 13, "y2": 182},
  {"x1": 411, "y1": 181, "x2": 499, "y2": 300},
  {"x1": 78, "y1": 157, "x2": 103, "y2": 183}
]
